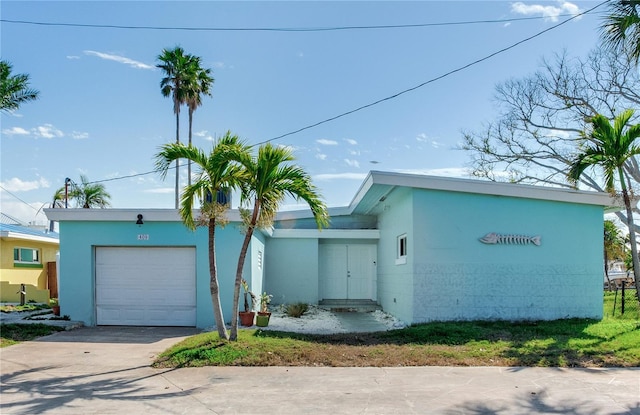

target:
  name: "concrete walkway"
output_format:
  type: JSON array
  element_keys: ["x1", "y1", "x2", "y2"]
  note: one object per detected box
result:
[
  {"x1": 333, "y1": 310, "x2": 390, "y2": 332},
  {"x1": 1, "y1": 326, "x2": 638, "y2": 414}
]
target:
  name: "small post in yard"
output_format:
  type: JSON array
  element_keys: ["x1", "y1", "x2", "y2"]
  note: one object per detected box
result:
[
  {"x1": 19, "y1": 284, "x2": 26, "y2": 306},
  {"x1": 621, "y1": 283, "x2": 626, "y2": 315}
]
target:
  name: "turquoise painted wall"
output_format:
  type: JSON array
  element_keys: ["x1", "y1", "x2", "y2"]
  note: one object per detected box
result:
[
  {"x1": 375, "y1": 187, "x2": 415, "y2": 323},
  {"x1": 58, "y1": 220, "x2": 252, "y2": 328},
  {"x1": 411, "y1": 189, "x2": 604, "y2": 322},
  {"x1": 265, "y1": 238, "x2": 319, "y2": 305}
]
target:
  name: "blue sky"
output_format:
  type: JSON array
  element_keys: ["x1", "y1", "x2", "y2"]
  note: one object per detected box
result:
[{"x1": 1, "y1": 1, "x2": 604, "y2": 225}]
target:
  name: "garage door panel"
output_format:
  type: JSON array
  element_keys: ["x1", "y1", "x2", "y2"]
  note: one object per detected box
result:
[{"x1": 96, "y1": 247, "x2": 196, "y2": 326}]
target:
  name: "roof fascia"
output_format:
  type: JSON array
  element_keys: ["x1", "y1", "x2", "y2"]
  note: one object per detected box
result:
[
  {"x1": 270, "y1": 229, "x2": 380, "y2": 239},
  {"x1": 44, "y1": 208, "x2": 242, "y2": 222}
]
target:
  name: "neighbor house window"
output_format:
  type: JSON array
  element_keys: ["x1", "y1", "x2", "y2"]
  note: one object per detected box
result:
[
  {"x1": 257, "y1": 250, "x2": 263, "y2": 271},
  {"x1": 13, "y1": 247, "x2": 42, "y2": 268},
  {"x1": 396, "y1": 234, "x2": 407, "y2": 265}
]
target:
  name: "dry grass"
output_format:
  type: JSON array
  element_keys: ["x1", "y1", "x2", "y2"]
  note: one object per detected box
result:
[{"x1": 154, "y1": 316, "x2": 640, "y2": 368}]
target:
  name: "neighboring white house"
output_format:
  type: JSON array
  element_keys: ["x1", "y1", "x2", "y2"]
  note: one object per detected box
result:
[{"x1": 45, "y1": 171, "x2": 613, "y2": 328}]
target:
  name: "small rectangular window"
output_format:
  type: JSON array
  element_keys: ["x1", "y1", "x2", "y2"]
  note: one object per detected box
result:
[
  {"x1": 396, "y1": 234, "x2": 407, "y2": 265},
  {"x1": 257, "y1": 250, "x2": 263, "y2": 271},
  {"x1": 13, "y1": 247, "x2": 40, "y2": 265}
]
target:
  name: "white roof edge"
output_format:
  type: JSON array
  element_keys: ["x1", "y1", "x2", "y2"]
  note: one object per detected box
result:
[
  {"x1": 44, "y1": 208, "x2": 242, "y2": 222},
  {"x1": 274, "y1": 206, "x2": 352, "y2": 221},
  {"x1": 361, "y1": 170, "x2": 614, "y2": 207},
  {"x1": 44, "y1": 172, "x2": 617, "y2": 223},
  {"x1": 0, "y1": 231, "x2": 59, "y2": 244},
  {"x1": 346, "y1": 171, "x2": 376, "y2": 212},
  {"x1": 271, "y1": 229, "x2": 380, "y2": 239}
]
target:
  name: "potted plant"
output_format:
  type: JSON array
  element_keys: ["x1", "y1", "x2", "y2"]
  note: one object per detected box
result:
[
  {"x1": 50, "y1": 298, "x2": 60, "y2": 316},
  {"x1": 256, "y1": 292, "x2": 273, "y2": 327},
  {"x1": 239, "y1": 279, "x2": 256, "y2": 327}
]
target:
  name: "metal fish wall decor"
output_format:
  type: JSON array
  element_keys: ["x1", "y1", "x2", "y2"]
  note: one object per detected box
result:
[{"x1": 479, "y1": 233, "x2": 541, "y2": 246}]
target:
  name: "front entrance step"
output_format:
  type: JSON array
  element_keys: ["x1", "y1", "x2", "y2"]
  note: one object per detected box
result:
[{"x1": 318, "y1": 299, "x2": 382, "y2": 313}]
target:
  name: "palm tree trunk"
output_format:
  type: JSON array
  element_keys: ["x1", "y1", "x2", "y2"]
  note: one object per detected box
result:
[
  {"x1": 209, "y1": 218, "x2": 229, "y2": 340},
  {"x1": 174, "y1": 109, "x2": 180, "y2": 209},
  {"x1": 188, "y1": 108, "x2": 193, "y2": 187},
  {"x1": 619, "y1": 169, "x2": 640, "y2": 301},
  {"x1": 230, "y1": 200, "x2": 260, "y2": 341}
]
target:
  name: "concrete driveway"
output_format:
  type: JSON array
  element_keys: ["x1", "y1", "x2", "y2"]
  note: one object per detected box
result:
[{"x1": 1, "y1": 326, "x2": 639, "y2": 414}]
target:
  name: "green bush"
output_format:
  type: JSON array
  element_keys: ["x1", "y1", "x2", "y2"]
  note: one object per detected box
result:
[{"x1": 285, "y1": 302, "x2": 309, "y2": 318}]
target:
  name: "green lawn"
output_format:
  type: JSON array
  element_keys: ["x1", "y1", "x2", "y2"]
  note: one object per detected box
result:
[
  {"x1": 0, "y1": 324, "x2": 64, "y2": 347},
  {"x1": 155, "y1": 292, "x2": 640, "y2": 368}
]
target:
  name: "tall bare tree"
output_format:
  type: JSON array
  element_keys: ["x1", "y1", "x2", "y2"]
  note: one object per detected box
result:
[{"x1": 461, "y1": 47, "x2": 640, "y2": 228}]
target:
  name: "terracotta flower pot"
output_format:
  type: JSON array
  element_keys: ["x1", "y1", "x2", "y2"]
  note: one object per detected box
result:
[{"x1": 239, "y1": 311, "x2": 255, "y2": 327}]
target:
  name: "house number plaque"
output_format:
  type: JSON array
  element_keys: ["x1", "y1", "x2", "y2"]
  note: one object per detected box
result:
[{"x1": 137, "y1": 234, "x2": 150, "y2": 241}]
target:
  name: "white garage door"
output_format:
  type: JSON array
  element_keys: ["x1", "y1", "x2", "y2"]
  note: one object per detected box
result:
[{"x1": 96, "y1": 247, "x2": 196, "y2": 326}]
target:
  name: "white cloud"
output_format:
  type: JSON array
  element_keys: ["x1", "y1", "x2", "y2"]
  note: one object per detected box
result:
[
  {"x1": 344, "y1": 138, "x2": 358, "y2": 145},
  {"x1": 314, "y1": 173, "x2": 367, "y2": 181},
  {"x1": 33, "y1": 124, "x2": 64, "y2": 139},
  {"x1": 316, "y1": 139, "x2": 338, "y2": 146},
  {"x1": 84, "y1": 50, "x2": 155, "y2": 70},
  {"x1": 511, "y1": 1, "x2": 581, "y2": 22},
  {"x1": 348, "y1": 150, "x2": 360, "y2": 156},
  {"x1": 1, "y1": 176, "x2": 50, "y2": 192},
  {"x1": 431, "y1": 141, "x2": 443, "y2": 149},
  {"x1": 144, "y1": 187, "x2": 174, "y2": 194},
  {"x1": 71, "y1": 131, "x2": 89, "y2": 140},
  {"x1": 66, "y1": 55, "x2": 80, "y2": 60},
  {"x1": 344, "y1": 159, "x2": 360, "y2": 168},
  {"x1": 416, "y1": 133, "x2": 428, "y2": 143},
  {"x1": 2, "y1": 127, "x2": 29, "y2": 136},
  {"x1": 195, "y1": 130, "x2": 215, "y2": 141},
  {"x1": 316, "y1": 153, "x2": 327, "y2": 160},
  {"x1": 278, "y1": 144, "x2": 296, "y2": 153}
]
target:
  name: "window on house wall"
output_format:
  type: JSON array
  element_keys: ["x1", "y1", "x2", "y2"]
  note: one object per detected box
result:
[
  {"x1": 13, "y1": 247, "x2": 42, "y2": 268},
  {"x1": 396, "y1": 234, "x2": 407, "y2": 265},
  {"x1": 257, "y1": 250, "x2": 263, "y2": 271}
]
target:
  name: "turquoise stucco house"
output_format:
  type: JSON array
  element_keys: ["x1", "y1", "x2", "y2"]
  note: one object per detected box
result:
[{"x1": 45, "y1": 171, "x2": 613, "y2": 328}]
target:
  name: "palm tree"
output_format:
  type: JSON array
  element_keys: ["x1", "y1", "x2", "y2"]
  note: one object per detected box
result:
[
  {"x1": 0, "y1": 60, "x2": 39, "y2": 112},
  {"x1": 568, "y1": 109, "x2": 640, "y2": 299},
  {"x1": 228, "y1": 143, "x2": 329, "y2": 341},
  {"x1": 157, "y1": 46, "x2": 195, "y2": 208},
  {"x1": 155, "y1": 132, "x2": 250, "y2": 340},
  {"x1": 184, "y1": 56, "x2": 214, "y2": 187},
  {"x1": 601, "y1": 0, "x2": 640, "y2": 65},
  {"x1": 68, "y1": 175, "x2": 111, "y2": 208}
]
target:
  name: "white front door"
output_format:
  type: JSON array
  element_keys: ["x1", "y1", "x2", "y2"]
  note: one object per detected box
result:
[{"x1": 320, "y1": 244, "x2": 376, "y2": 300}]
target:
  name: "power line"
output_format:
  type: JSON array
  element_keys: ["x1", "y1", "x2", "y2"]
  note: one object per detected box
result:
[
  {"x1": 256, "y1": 0, "x2": 610, "y2": 145},
  {"x1": 0, "y1": 185, "x2": 41, "y2": 211},
  {"x1": 1, "y1": 14, "x2": 588, "y2": 33},
  {"x1": 69, "y1": 1, "x2": 609, "y2": 186}
]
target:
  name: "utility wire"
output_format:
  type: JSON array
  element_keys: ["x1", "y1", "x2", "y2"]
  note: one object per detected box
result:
[
  {"x1": 71, "y1": 0, "x2": 609, "y2": 186},
  {"x1": 1, "y1": 14, "x2": 588, "y2": 32},
  {"x1": 256, "y1": 0, "x2": 609, "y2": 145},
  {"x1": 0, "y1": 185, "x2": 40, "y2": 211}
]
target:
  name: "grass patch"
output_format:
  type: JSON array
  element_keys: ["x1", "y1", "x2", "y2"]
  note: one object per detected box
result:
[
  {"x1": 0, "y1": 303, "x2": 50, "y2": 313},
  {"x1": 0, "y1": 324, "x2": 64, "y2": 347},
  {"x1": 155, "y1": 314, "x2": 640, "y2": 368}
]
